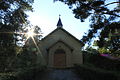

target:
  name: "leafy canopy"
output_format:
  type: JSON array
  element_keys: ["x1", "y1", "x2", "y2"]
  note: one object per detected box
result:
[
  {"x1": 0, "y1": 0, "x2": 34, "y2": 72},
  {"x1": 0, "y1": 0, "x2": 33, "y2": 26},
  {"x1": 54, "y1": 0, "x2": 120, "y2": 53}
]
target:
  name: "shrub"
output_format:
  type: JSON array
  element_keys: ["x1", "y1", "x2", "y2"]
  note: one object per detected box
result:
[
  {"x1": 74, "y1": 65, "x2": 118, "y2": 80},
  {"x1": 88, "y1": 54, "x2": 120, "y2": 71},
  {"x1": 0, "y1": 66, "x2": 46, "y2": 80}
]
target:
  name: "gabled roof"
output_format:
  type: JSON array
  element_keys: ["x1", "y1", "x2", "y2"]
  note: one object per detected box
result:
[
  {"x1": 41, "y1": 27, "x2": 84, "y2": 46},
  {"x1": 47, "y1": 40, "x2": 73, "y2": 51}
]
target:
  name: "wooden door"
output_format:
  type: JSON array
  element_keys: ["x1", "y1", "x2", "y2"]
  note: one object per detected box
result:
[{"x1": 54, "y1": 49, "x2": 66, "y2": 68}]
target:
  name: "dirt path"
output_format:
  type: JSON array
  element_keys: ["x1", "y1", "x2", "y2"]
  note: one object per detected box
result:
[{"x1": 36, "y1": 69, "x2": 82, "y2": 80}]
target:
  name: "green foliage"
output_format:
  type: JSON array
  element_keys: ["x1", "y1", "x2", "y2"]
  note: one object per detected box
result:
[
  {"x1": 55, "y1": 0, "x2": 120, "y2": 53},
  {"x1": 0, "y1": 0, "x2": 34, "y2": 72},
  {"x1": 84, "y1": 54, "x2": 120, "y2": 71},
  {"x1": 78, "y1": 50, "x2": 120, "y2": 80},
  {"x1": 98, "y1": 47, "x2": 110, "y2": 53},
  {"x1": 0, "y1": 25, "x2": 15, "y2": 46},
  {"x1": 85, "y1": 47, "x2": 99, "y2": 54},
  {"x1": 0, "y1": 0, "x2": 33, "y2": 26},
  {"x1": 15, "y1": 66, "x2": 46, "y2": 80},
  {"x1": 55, "y1": 0, "x2": 120, "y2": 21},
  {"x1": 12, "y1": 45, "x2": 37, "y2": 69},
  {"x1": 74, "y1": 64, "x2": 119, "y2": 80},
  {"x1": 0, "y1": 66, "x2": 46, "y2": 80},
  {"x1": 0, "y1": 25, "x2": 16, "y2": 72},
  {"x1": 34, "y1": 25, "x2": 43, "y2": 40}
]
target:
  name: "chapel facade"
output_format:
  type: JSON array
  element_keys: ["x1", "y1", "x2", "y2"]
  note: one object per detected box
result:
[{"x1": 38, "y1": 17, "x2": 83, "y2": 68}]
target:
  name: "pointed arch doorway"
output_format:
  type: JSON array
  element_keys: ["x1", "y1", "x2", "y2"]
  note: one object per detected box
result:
[{"x1": 54, "y1": 49, "x2": 66, "y2": 68}]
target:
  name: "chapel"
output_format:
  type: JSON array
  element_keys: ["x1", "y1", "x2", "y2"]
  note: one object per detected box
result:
[{"x1": 38, "y1": 17, "x2": 83, "y2": 68}]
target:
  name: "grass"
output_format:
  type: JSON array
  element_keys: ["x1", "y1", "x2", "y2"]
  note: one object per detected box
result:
[
  {"x1": 0, "y1": 65, "x2": 46, "y2": 80},
  {"x1": 78, "y1": 53, "x2": 120, "y2": 80},
  {"x1": 74, "y1": 64, "x2": 120, "y2": 80}
]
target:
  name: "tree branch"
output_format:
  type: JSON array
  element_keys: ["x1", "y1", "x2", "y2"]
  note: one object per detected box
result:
[
  {"x1": 102, "y1": 12, "x2": 120, "y2": 17},
  {"x1": 104, "y1": 2, "x2": 120, "y2": 6}
]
